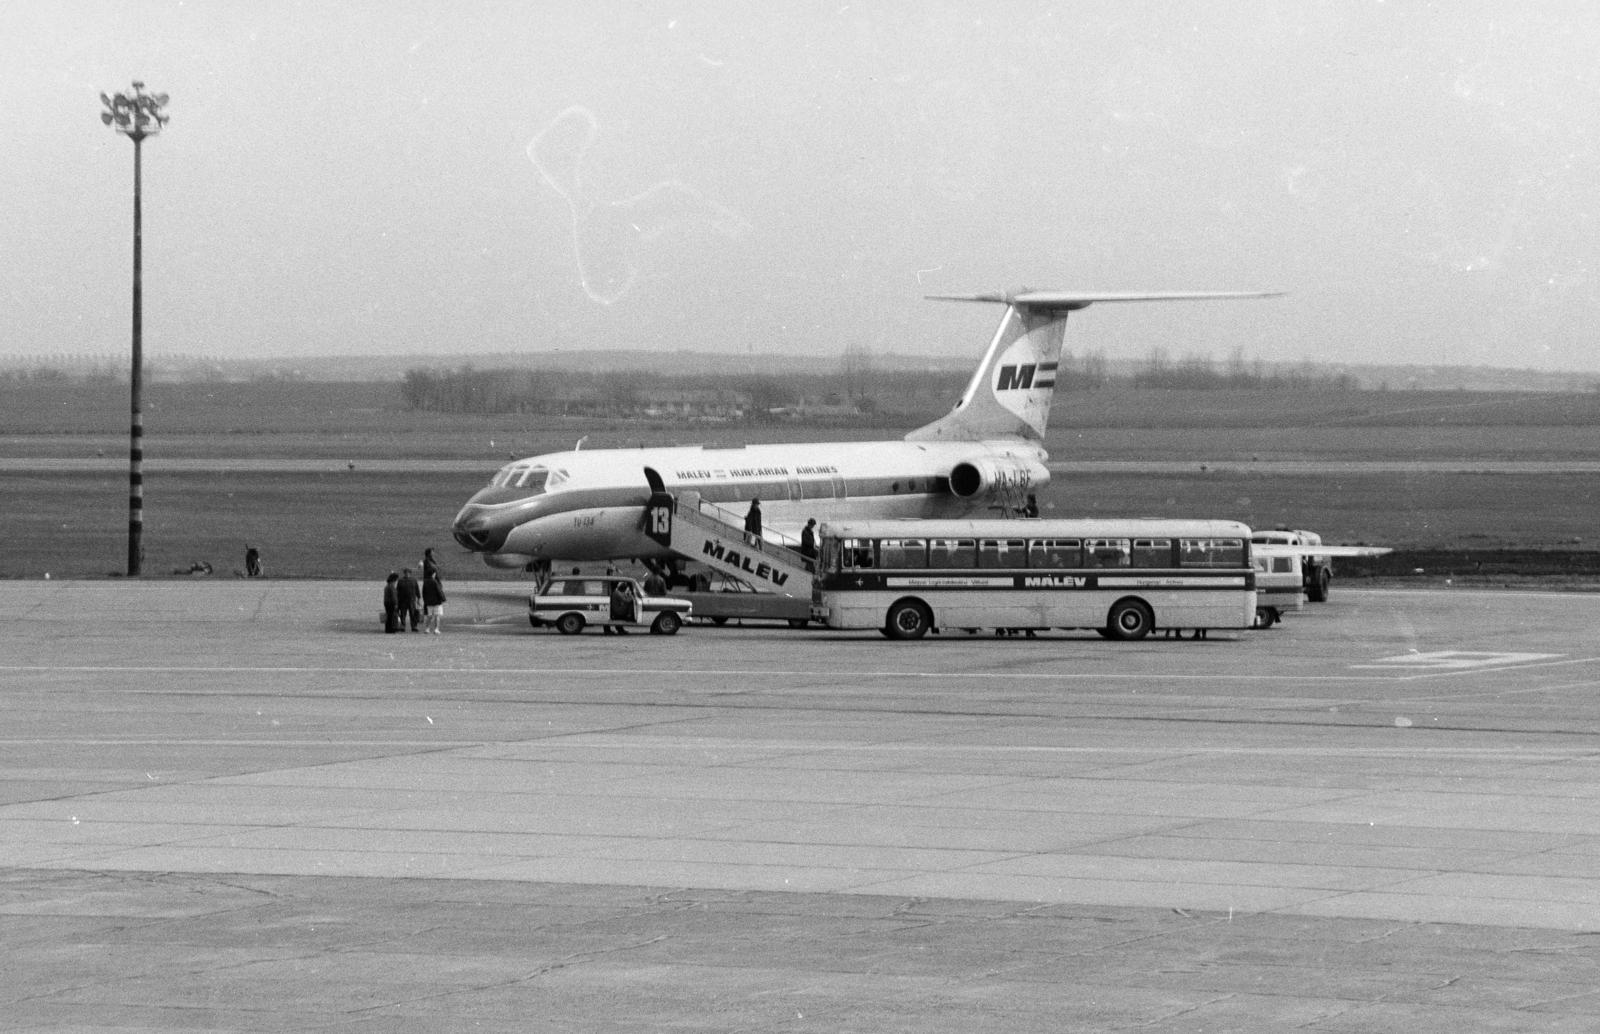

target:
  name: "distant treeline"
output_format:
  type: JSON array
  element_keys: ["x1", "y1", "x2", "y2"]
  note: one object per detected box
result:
[
  {"x1": 0, "y1": 365, "x2": 125, "y2": 385},
  {"x1": 398, "y1": 363, "x2": 964, "y2": 422},
  {"x1": 398, "y1": 351, "x2": 1359, "y2": 418},
  {"x1": 1129, "y1": 350, "x2": 1360, "y2": 391}
]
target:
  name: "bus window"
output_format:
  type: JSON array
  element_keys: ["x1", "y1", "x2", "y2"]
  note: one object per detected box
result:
[
  {"x1": 928, "y1": 538, "x2": 977, "y2": 568},
  {"x1": 839, "y1": 540, "x2": 875, "y2": 570},
  {"x1": 1085, "y1": 538, "x2": 1131, "y2": 568},
  {"x1": 1180, "y1": 538, "x2": 1247, "y2": 567},
  {"x1": 820, "y1": 539, "x2": 840, "y2": 573},
  {"x1": 1028, "y1": 538, "x2": 1082, "y2": 568},
  {"x1": 878, "y1": 539, "x2": 927, "y2": 569},
  {"x1": 978, "y1": 538, "x2": 1027, "y2": 568},
  {"x1": 1129, "y1": 538, "x2": 1172, "y2": 568}
]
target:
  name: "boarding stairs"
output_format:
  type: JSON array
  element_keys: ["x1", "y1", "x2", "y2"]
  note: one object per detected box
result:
[{"x1": 644, "y1": 489, "x2": 814, "y2": 599}]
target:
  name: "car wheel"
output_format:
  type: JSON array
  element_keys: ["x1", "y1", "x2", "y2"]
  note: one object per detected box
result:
[{"x1": 1309, "y1": 567, "x2": 1331, "y2": 603}]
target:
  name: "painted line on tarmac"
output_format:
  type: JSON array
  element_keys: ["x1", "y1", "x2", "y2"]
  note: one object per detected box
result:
[
  {"x1": 0, "y1": 664, "x2": 1385, "y2": 682},
  {"x1": 1375, "y1": 655, "x2": 1600, "y2": 681},
  {"x1": 0, "y1": 739, "x2": 1587, "y2": 763},
  {"x1": 1349, "y1": 588, "x2": 1600, "y2": 601},
  {"x1": 0, "y1": 738, "x2": 476, "y2": 748}
]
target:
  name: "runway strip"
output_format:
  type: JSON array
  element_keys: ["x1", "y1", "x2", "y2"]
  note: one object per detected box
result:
[{"x1": 6, "y1": 580, "x2": 1600, "y2": 1030}]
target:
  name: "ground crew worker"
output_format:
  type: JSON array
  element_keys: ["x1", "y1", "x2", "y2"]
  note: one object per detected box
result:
[{"x1": 608, "y1": 580, "x2": 635, "y2": 635}]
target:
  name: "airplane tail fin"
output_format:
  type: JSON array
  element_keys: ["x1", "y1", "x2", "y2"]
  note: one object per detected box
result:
[{"x1": 905, "y1": 290, "x2": 1280, "y2": 443}]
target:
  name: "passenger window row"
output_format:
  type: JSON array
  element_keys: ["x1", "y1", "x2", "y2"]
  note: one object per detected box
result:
[{"x1": 837, "y1": 537, "x2": 1245, "y2": 570}]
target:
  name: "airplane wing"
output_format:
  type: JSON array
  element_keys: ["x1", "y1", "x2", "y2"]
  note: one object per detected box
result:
[
  {"x1": 928, "y1": 290, "x2": 1284, "y2": 312},
  {"x1": 1254, "y1": 544, "x2": 1392, "y2": 557}
]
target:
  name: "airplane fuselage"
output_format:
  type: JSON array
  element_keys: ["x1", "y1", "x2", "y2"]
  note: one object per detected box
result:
[
  {"x1": 450, "y1": 289, "x2": 1277, "y2": 569},
  {"x1": 452, "y1": 438, "x2": 1049, "y2": 564}
]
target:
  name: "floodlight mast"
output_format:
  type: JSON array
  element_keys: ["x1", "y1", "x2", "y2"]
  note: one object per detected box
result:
[{"x1": 100, "y1": 82, "x2": 169, "y2": 577}]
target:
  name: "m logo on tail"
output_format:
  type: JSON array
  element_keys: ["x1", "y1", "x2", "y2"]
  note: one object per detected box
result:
[{"x1": 997, "y1": 362, "x2": 1058, "y2": 391}]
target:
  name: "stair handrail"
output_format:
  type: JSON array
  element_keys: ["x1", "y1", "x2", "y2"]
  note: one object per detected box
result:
[{"x1": 688, "y1": 497, "x2": 809, "y2": 559}]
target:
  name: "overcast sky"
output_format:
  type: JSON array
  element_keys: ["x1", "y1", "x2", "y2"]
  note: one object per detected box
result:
[{"x1": 5, "y1": 1, "x2": 1599, "y2": 371}]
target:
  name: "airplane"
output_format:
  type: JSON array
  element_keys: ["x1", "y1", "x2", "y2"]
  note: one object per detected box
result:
[{"x1": 451, "y1": 289, "x2": 1278, "y2": 570}]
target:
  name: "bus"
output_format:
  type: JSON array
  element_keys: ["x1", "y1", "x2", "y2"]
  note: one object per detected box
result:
[
  {"x1": 1249, "y1": 544, "x2": 1304, "y2": 627},
  {"x1": 815, "y1": 518, "x2": 1256, "y2": 640},
  {"x1": 1250, "y1": 528, "x2": 1333, "y2": 602}
]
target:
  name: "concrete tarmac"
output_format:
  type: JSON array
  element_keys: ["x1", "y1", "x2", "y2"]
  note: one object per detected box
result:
[{"x1": 5, "y1": 580, "x2": 1600, "y2": 1031}]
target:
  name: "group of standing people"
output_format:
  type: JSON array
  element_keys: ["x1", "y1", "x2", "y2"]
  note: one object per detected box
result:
[{"x1": 383, "y1": 548, "x2": 447, "y2": 634}]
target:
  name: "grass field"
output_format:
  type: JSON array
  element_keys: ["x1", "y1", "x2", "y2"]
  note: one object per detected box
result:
[
  {"x1": 4, "y1": 463, "x2": 1595, "y2": 582},
  {"x1": 3, "y1": 381, "x2": 1597, "y2": 580}
]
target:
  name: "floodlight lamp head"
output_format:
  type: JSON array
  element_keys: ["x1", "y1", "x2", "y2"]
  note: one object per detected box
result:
[{"x1": 100, "y1": 82, "x2": 169, "y2": 140}]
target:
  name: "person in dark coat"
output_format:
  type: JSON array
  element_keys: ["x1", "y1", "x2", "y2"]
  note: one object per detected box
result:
[
  {"x1": 396, "y1": 568, "x2": 422, "y2": 632},
  {"x1": 244, "y1": 545, "x2": 263, "y2": 577},
  {"x1": 608, "y1": 580, "x2": 634, "y2": 635},
  {"x1": 421, "y1": 548, "x2": 446, "y2": 634},
  {"x1": 744, "y1": 499, "x2": 762, "y2": 545},
  {"x1": 799, "y1": 518, "x2": 817, "y2": 559},
  {"x1": 382, "y1": 572, "x2": 401, "y2": 633}
]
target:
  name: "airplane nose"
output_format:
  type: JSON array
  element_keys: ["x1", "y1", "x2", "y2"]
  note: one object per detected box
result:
[{"x1": 451, "y1": 505, "x2": 509, "y2": 552}]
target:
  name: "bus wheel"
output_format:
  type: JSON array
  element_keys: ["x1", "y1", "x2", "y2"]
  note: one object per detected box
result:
[
  {"x1": 884, "y1": 599, "x2": 932, "y2": 640},
  {"x1": 1309, "y1": 567, "x2": 1331, "y2": 603},
  {"x1": 555, "y1": 613, "x2": 585, "y2": 635},
  {"x1": 1106, "y1": 598, "x2": 1154, "y2": 641},
  {"x1": 650, "y1": 612, "x2": 681, "y2": 636}
]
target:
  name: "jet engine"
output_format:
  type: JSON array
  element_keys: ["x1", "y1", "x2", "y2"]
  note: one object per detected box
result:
[{"x1": 946, "y1": 455, "x2": 1051, "y2": 499}]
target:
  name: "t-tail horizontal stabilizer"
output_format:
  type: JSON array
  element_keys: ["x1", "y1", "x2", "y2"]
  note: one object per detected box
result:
[{"x1": 907, "y1": 289, "x2": 1281, "y2": 443}]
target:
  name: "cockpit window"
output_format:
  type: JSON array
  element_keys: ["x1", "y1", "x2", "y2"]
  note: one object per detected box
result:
[
  {"x1": 546, "y1": 469, "x2": 569, "y2": 489},
  {"x1": 490, "y1": 463, "x2": 550, "y2": 493}
]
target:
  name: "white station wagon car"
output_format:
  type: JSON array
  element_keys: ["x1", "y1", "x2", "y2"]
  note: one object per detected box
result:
[{"x1": 528, "y1": 576, "x2": 693, "y2": 636}]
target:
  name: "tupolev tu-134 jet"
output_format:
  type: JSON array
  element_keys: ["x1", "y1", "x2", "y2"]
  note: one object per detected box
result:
[{"x1": 451, "y1": 290, "x2": 1278, "y2": 569}]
